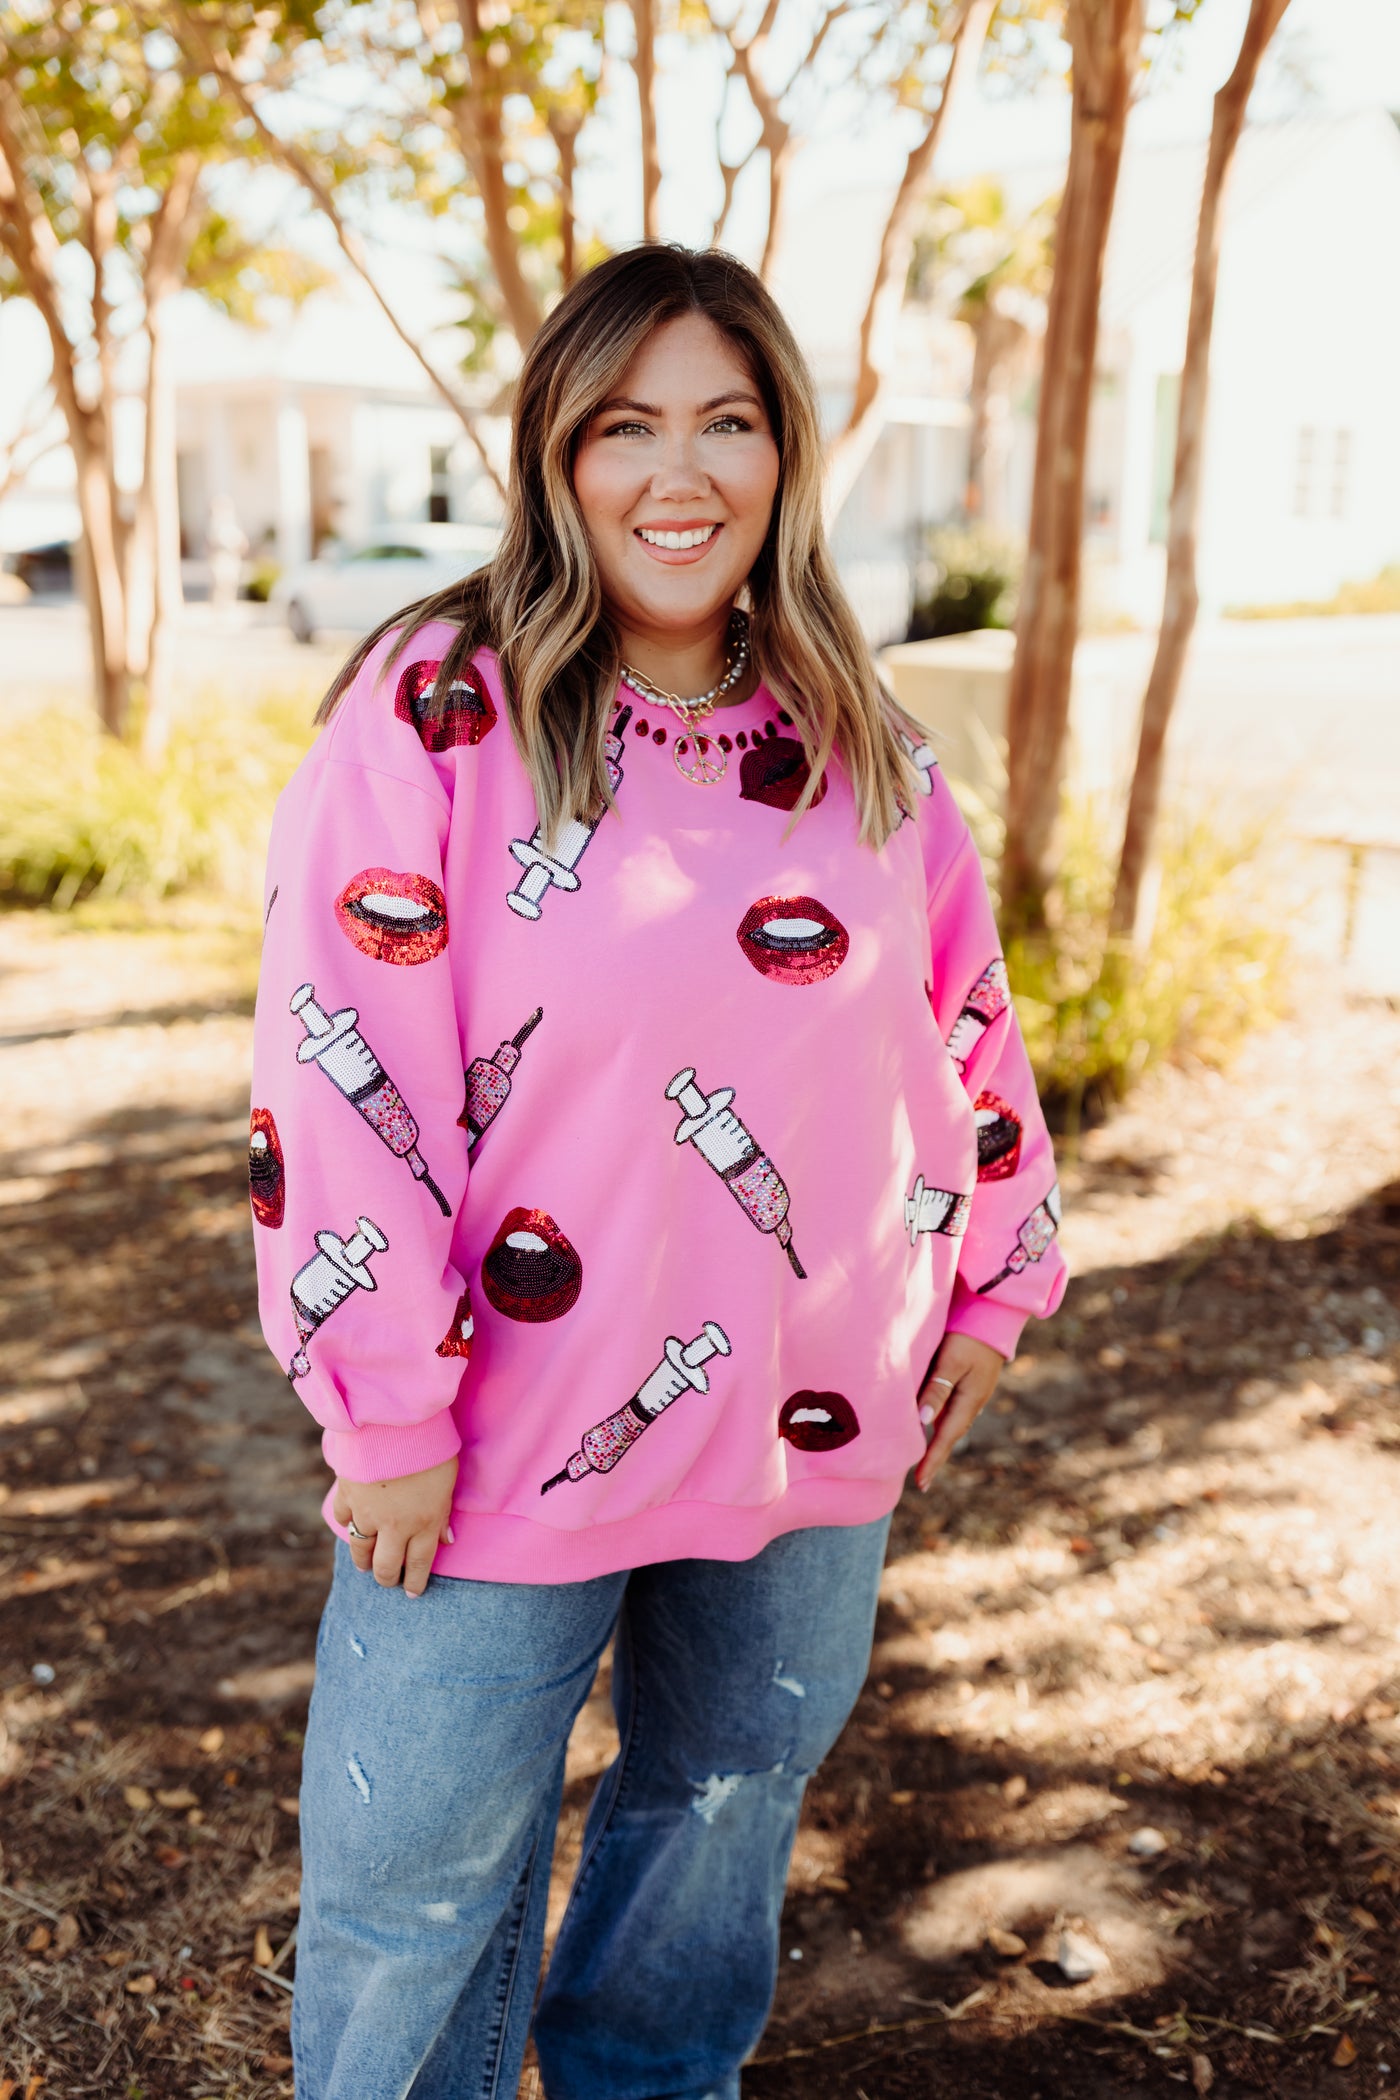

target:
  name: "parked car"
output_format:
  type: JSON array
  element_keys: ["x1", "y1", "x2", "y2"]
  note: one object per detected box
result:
[
  {"x1": 269, "y1": 523, "x2": 501, "y2": 643},
  {"x1": 3, "y1": 541, "x2": 75, "y2": 595}
]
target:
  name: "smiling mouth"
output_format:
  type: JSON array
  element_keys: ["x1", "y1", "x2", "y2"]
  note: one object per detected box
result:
[
  {"x1": 737, "y1": 895, "x2": 849, "y2": 986},
  {"x1": 335, "y1": 869, "x2": 448, "y2": 966},
  {"x1": 779, "y1": 1390, "x2": 860, "y2": 1453},
  {"x1": 635, "y1": 523, "x2": 720, "y2": 550}
]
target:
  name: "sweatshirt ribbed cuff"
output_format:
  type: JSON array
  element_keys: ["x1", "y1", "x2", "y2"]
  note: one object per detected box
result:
[
  {"x1": 943, "y1": 1274, "x2": 1029, "y2": 1362},
  {"x1": 321, "y1": 1410, "x2": 463, "y2": 1485}
]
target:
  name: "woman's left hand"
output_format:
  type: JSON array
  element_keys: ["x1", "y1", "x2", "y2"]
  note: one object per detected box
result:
[{"x1": 915, "y1": 1333, "x2": 1007, "y2": 1490}]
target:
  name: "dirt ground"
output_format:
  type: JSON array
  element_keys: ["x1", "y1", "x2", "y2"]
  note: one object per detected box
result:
[{"x1": 2, "y1": 903, "x2": 1399, "y2": 2100}]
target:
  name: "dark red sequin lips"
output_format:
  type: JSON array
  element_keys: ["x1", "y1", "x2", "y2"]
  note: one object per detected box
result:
[
  {"x1": 738, "y1": 734, "x2": 828, "y2": 811},
  {"x1": 436, "y1": 1284, "x2": 475, "y2": 1360},
  {"x1": 248, "y1": 1108, "x2": 285, "y2": 1229},
  {"x1": 395, "y1": 658, "x2": 498, "y2": 752},
  {"x1": 974, "y1": 1090, "x2": 1022, "y2": 1181},
  {"x1": 480, "y1": 1208, "x2": 582, "y2": 1323},
  {"x1": 737, "y1": 895, "x2": 849, "y2": 986},
  {"x1": 779, "y1": 1390, "x2": 860, "y2": 1453},
  {"x1": 335, "y1": 868, "x2": 448, "y2": 966}
]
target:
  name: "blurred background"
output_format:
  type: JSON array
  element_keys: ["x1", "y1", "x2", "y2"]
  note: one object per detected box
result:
[{"x1": 1, "y1": 2, "x2": 1398, "y2": 2095}]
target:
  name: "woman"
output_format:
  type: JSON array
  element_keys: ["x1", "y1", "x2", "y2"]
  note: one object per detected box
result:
[{"x1": 250, "y1": 243, "x2": 1066, "y2": 2100}]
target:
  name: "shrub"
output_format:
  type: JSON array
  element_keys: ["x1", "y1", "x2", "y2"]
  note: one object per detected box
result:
[
  {"x1": 1226, "y1": 564, "x2": 1400, "y2": 620},
  {"x1": 907, "y1": 526, "x2": 1022, "y2": 640},
  {"x1": 0, "y1": 694, "x2": 316, "y2": 910},
  {"x1": 1002, "y1": 800, "x2": 1291, "y2": 1130}
]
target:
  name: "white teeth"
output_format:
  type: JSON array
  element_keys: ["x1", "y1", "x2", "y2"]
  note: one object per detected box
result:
[
  {"x1": 764, "y1": 918, "x2": 825, "y2": 941},
  {"x1": 362, "y1": 893, "x2": 427, "y2": 921},
  {"x1": 506, "y1": 1231, "x2": 549, "y2": 1252},
  {"x1": 638, "y1": 526, "x2": 718, "y2": 549}
]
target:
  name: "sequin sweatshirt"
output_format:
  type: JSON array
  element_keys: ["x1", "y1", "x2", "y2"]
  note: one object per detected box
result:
[{"x1": 249, "y1": 624, "x2": 1067, "y2": 1582}]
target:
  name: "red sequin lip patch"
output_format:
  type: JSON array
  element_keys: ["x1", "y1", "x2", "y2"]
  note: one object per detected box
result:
[
  {"x1": 738, "y1": 735, "x2": 828, "y2": 811},
  {"x1": 395, "y1": 658, "x2": 498, "y2": 752},
  {"x1": 481, "y1": 1207, "x2": 582, "y2": 1323},
  {"x1": 435, "y1": 1285, "x2": 475, "y2": 1360},
  {"x1": 334, "y1": 868, "x2": 448, "y2": 966},
  {"x1": 737, "y1": 895, "x2": 849, "y2": 986},
  {"x1": 974, "y1": 1090, "x2": 1023, "y2": 1181},
  {"x1": 248, "y1": 1108, "x2": 285, "y2": 1229},
  {"x1": 779, "y1": 1390, "x2": 860, "y2": 1453}
]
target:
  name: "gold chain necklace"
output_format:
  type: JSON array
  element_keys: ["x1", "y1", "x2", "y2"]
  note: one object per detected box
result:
[{"x1": 619, "y1": 615, "x2": 750, "y2": 786}]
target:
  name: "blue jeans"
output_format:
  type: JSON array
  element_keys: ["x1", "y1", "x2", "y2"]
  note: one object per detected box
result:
[{"x1": 292, "y1": 1516, "x2": 892, "y2": 2100}]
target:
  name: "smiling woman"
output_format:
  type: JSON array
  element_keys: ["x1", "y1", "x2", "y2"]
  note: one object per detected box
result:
[{"x1": 253, "y1": 242, "x2": 1066, "y2": 2100}]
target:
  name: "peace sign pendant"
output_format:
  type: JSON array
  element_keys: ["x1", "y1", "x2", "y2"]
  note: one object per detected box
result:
[{"x1": 674, "y1": 733, "x2": 727, "y2": 787}]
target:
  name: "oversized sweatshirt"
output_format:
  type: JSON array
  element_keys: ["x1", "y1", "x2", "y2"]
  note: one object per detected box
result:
[{"x1": 249, "y1": 622, "x2": 1067, "y2": 1582}]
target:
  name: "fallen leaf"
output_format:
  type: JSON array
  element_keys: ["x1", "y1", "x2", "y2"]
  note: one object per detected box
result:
[
  {"x1": 222, "y1": 1767, "x2": 241, "y2": 1787},
  {"x1": 155, "y1": 1787, "x2": 198, "y2": 1810},
  {"x1": 275, "y1": 1795, "x2": 300, "y2": 1815},
  {"x1": 153, "y1": 1844, "x2": 188, "y2": 1868},
  {"x1": 23, "y1": 2078, "x2": 42, "y2": 2100},
  {"x1": 126, "y1": 1973, "x2": 157, "y2": 1994},
  {"x1": 986, "y1": 1926, "x2": 1027, "y2": 1959},
  {"x1": 252, "y1": 1924, "x2": 275, "y2": 1969},
  {"x1": 1003, "y1": 1775, "x2": 1028, "y2": 1804},
  {"x1": 890, "y1": 1789, "x2": 915, "y2": 1805},
  {"x1": 1190, "y1": 2053, "x2": 1214, "y2": 2095},
  {"x1": 198, "y1": 1726, "x2": 224, "y2": 1754},
  {"x1": 186, "y1": 1808, "x2": 204, "y2": 1826},
  {"x1": 100, "y1": 1950, "x2": 128, "y2": 1967},
  {"x1": 261, "y1": 2056, "x2": 294, "y2": 2075},
  {"x1": 51, "y1": 1912, "x2": 80, "y2": 1957},
  {"x1": 1350, "y1": 1906, "x2": 1380, "y2": 1932},
  {"x1": 25, "y1": 1923, "x2": 51, "y2": 1952},
  {"x1": 0, "y1": 2079, "x2": 15, "y2": 2100},
  {"x1": 818, "y1": 1874, "x2": 850, "y2": 1893},
  {"x1": 1332, "y1": 2034, "x2": 1358, "y2": 2068},
  {"x1": 122, "y1": 1784, "x2": 153, "y2": 1811}
]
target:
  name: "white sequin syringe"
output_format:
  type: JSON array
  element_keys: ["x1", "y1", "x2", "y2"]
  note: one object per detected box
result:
[
  {"x1": 540, "y1": 1321, "x2": 731, "y2": 1493},
  {"x1": 506, "y1": 705, "x2": 631, "y2": 920},
  {"x1": 904, "y1": 1174, "x2": 972, "y2": 1246},
  {"x1": 288, "y1": 1216, "x2": 388, "y2": 1381},
  {"x1": 291, "y1": 983, "x2": 451, "y2": 1217},
  {"x1": 666, "y1": 1066, "x2": 806, "y2": 1278}
]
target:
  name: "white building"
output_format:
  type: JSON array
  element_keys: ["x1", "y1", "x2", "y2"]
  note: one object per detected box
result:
[{"x1": 171, "y1": 286, "x2": 506, "y2": 570}]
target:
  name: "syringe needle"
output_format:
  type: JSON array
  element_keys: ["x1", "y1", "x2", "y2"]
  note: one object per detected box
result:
[
  {"x1": 420, "y1": 1170, "x2": 451, "y2": 1218},
  {"x1": 784, "y1": 1240, "x2": 806, "y2": 1280},
  {"x1": 540, "y1": 1464, "x2": 571, "y2": 1496}
]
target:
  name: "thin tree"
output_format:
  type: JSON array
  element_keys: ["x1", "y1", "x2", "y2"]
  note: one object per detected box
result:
[
  {"x1": 999, "y1": 0, "x2": 1144, "y2": 934},
  {"x1": 1110, "y1": 0, "x2": 1292, "y2": 940},
  {"x1": 824, "y1": 0, "x2": 995, "y2": 520}
]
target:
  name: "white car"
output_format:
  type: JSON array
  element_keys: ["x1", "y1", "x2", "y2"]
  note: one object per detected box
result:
[{"x1": 270, "y1": 523, "x2": 501, "y2": 643}]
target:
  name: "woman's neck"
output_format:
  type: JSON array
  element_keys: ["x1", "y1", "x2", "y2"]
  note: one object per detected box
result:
[{"x1": 614, "y1": 609, "x2": 758, "y2": 709}]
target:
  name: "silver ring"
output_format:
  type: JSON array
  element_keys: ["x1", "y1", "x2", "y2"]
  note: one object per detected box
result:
[
  {"x1": 928, "y1": 1376, "x2": 955, "y2": 1390},
  {"x1": 346, "y1": 1519, "x2": 373, "y2": 1542}
]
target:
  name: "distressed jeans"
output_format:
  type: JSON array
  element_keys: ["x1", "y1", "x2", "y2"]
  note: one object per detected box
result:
[{"x1": 291, "y1": 1515, "x2": 892, "y2": 2100}]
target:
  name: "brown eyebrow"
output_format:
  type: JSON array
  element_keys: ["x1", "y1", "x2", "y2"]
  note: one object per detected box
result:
[{"x1": 596, "y1": 392, "x2": 764, "y2": 418}]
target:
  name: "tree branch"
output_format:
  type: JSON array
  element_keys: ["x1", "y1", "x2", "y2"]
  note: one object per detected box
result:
[
  {"x1": 450, "y1": 0, "x2": 544, "y2": 347},
  {"x1": 631, "y1": 0, "x2": 661, "y2": 238},
  {"x1": 166, "y1": 11, "x2": 505, "y2": 500}
]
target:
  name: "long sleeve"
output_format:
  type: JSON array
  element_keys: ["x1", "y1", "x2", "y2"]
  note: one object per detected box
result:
[
  {"x1": 249, "y1": 658, "x2": 473, "y2": 1484},
  {"x1": 921, "y1": 775, "x2": 1068, "y2": 1360}
]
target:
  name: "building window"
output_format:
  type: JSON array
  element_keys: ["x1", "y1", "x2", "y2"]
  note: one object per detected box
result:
[
  {"x1": 428, "y1": 444, "x2": 452, "y2": 525},
  {"x1": 1293, "y1": 427, "x2": 1314, "y2": 517},
  {"x1": 1330, "y1": 428, "x2": 1351, "y2": 520}
]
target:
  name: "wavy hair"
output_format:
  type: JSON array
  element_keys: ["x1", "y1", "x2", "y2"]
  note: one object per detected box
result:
[{"x1": 318, "y1": 243, "x2": 917, "y2": 845}]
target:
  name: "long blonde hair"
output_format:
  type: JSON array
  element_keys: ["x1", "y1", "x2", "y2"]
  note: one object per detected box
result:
[{"x1": 319, "y1": 243, "x2": 917, "y2": 846}]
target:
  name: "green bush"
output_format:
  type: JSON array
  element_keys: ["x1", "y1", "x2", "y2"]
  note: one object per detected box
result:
[
  {"x1": 1003, "y1": 800, "x2": 1290, "y2": 1130},
  {"x1": 0, "y1": 695, "x2": 316, "y2": 910},
  {"x1": 907, "y1": 526, "x2": 1022, "y2": 641}
]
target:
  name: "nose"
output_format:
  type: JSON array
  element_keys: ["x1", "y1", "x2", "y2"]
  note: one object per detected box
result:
[{"x1": 648, "y1": 431, "x2": 710, "y2": 500}]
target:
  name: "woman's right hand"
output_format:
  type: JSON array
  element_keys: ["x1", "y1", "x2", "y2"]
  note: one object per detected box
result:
[{"x1": 331, "y1": 1457, "x2": 459, "y2": 1597}]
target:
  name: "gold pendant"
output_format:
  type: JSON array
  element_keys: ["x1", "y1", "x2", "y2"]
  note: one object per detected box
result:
[{"x1": 674, "y1": 733, "x2": 726, "y2": 786}]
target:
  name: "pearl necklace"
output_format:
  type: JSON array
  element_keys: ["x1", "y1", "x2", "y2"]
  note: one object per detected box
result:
[{"x1": 619, "y1": 614, "x2": 750, "y2": 786}]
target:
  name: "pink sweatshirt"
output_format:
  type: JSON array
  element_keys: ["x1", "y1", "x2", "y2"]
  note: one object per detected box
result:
[{"x1": 250, "y1": 623, "x2": 1066, "y2": 1582}]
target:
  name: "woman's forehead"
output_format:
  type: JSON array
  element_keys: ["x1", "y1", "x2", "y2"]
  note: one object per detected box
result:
[{"x1": 611, "y1": 312, "x2": 759, "y2": 403}]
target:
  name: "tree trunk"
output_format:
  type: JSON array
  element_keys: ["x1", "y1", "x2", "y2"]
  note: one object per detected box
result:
[
  {"x1": 72, "y1": 439, "x2": 132, "y2": 736},
  {"x1": 823, "y1": 0, "x2": 994, "y2": 521},
  {"x1": 1109, "y1": 0, "x2": 1291, "y2": 941},
  {"x1": 632, "y1": 0, "x2": 660, "y2": 240},
  {"x1": 452, "y1": 0, "x2": 545, "y2": 348},
  {"x1": 999, "y1": 0, "x2": 1143, "y2": 934}
]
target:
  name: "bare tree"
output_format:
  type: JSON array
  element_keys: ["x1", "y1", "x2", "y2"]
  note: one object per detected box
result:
[
  {"x1": 999, "y1": 0, "x2": 1144, "y2": 933},
  {"x1": 824, "y1": 0, "x2": 995, "y2": 520},
  {"x1": 1110, "y1": 0, "x2": 1293, "y2": 940},
  {"x1": 632, "y1": 0, "x2": 661, "y2": 240},
  {"x1": 0, "y1": 380, "x2": 65, "y2": 509}
]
